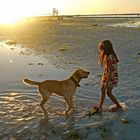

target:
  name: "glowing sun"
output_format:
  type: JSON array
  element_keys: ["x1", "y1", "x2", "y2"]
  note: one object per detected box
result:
[{"x1": 0, "y1": 0, "x2": 37, "y2": 24}]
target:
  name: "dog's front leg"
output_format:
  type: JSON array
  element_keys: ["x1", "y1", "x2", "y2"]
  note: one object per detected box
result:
[{"x1": 65, "y1": 96, "x2": 74, "y2": 115}]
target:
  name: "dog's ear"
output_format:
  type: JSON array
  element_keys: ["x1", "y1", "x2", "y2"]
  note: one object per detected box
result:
[{"x1": 74, "y1": 69, "x2": 81, "y2": 79}]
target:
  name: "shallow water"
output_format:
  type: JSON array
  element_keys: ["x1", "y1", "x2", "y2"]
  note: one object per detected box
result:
[
  {"x1": 0, "y1": 18, "x2": 140, "y2": 140},
  {"x1": 107, "y1": 19, "x2": 140, "y2": 28}
]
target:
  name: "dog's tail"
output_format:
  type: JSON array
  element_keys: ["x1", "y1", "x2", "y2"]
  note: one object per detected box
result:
[{"x1": 23, "y1": 79, "x2": 41, "y2": 86}]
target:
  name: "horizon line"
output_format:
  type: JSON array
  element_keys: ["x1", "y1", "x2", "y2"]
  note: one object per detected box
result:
[{"x1": 31, "y1": 12, "x2": 140, "y2": 17}]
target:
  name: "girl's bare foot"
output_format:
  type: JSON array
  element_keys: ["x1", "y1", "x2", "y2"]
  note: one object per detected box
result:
[
  {"x1": 110, "y1": 106, "x2": 122, "y2": 112},
  {"x1": 93, "y1": 106, "x2": 102, "y2": 113}
]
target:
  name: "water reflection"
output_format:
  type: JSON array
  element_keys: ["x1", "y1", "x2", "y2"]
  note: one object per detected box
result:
[{"x1": 0, "y1": 91, "x2": 130, "y2": 139}]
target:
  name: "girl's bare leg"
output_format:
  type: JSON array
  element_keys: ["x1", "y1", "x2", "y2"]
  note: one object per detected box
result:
[
  {"x1": 98, "y1": 86, "x2": 106, "y2": 111},
  {"x1": 107, "y1": 86, "x2": 122, "y2": 108}
]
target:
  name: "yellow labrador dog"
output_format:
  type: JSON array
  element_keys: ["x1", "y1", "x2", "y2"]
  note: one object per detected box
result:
[{"x1": 23, "y1": 69, "x2": 90, "y2": 114}]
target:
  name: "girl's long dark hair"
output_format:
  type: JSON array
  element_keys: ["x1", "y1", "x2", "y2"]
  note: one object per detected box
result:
[{"x1": 98, "y1": 40, "x2": 119, "y2": 66}]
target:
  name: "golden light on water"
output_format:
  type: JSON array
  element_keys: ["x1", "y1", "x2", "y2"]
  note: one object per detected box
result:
[
  {"x1": 1, "y1": 93, "x2": 19, "y2": 101},
  {"x1": 10, "y1": 93, "x2": 19, "y2": 96},
  {"x1": 9, "y1": 93, "x2": 19, "y2": 101}
]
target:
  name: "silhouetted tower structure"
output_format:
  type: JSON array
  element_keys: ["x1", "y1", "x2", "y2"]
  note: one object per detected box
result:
[{"x1": 53, "y1": 8, "x2": 59, "y2": 16}]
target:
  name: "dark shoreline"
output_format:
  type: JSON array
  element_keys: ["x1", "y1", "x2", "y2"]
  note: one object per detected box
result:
[
  {"x1": 21, "y1": 13, "x2": 140, "y2": 22},
  {"x1": 63, "y1": 13, "x2": 140, "y2": 18}
]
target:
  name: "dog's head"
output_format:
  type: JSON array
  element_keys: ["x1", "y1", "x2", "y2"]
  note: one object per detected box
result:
[{"x1": 74, "y1": 68, "x2": 90, "y2": 80}]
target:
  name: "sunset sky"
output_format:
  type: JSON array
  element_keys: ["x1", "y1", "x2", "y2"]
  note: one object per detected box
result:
[{"x1": 0, "y1": 0, "x2": 140, "y2": 23}]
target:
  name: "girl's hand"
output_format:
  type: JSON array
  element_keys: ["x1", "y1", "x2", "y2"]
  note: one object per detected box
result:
[
  {"x1": 105, "y1": 57, "x2": 112, "y2": 89},
  {"x1": 104, "y1": 81, "x2": 109, "y2": 89}
]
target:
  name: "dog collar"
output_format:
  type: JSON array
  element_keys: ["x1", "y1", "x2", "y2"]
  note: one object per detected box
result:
[{"x1": 70, "y1": 77, "x2": 80, "y2": 87}]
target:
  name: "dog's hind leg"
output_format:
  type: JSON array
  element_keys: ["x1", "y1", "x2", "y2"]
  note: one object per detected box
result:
[
  {"x1": 39, "y1": 88, "x2": 51, "y2": 114},
  {"x1": 40, "y1": 98, "x2": 47, "y2": 114}
]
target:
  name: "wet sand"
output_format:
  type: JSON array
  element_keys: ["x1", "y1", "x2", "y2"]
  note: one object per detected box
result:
[{"x1": 0, "y1": 17, "x2": 140, "y2": 140}]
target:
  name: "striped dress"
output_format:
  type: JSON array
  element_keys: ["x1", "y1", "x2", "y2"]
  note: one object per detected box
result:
[{"x1": 102, "y1": 54, "x2": 118, "y2": 87}]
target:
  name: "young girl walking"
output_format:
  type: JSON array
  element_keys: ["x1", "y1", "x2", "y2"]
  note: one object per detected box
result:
[{"x1": 95, "y1": 40, "x2": 122, "y2": 112}]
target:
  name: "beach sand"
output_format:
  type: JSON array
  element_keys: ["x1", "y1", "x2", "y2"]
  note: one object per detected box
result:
[{"x1": 0, "y1": 17, "x2": 140, "y2": 140}]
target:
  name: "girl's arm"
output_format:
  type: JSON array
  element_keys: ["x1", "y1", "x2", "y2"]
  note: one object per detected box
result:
[{"x1": 105, "y1": 58, "x2": 113, "y2": 88}]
